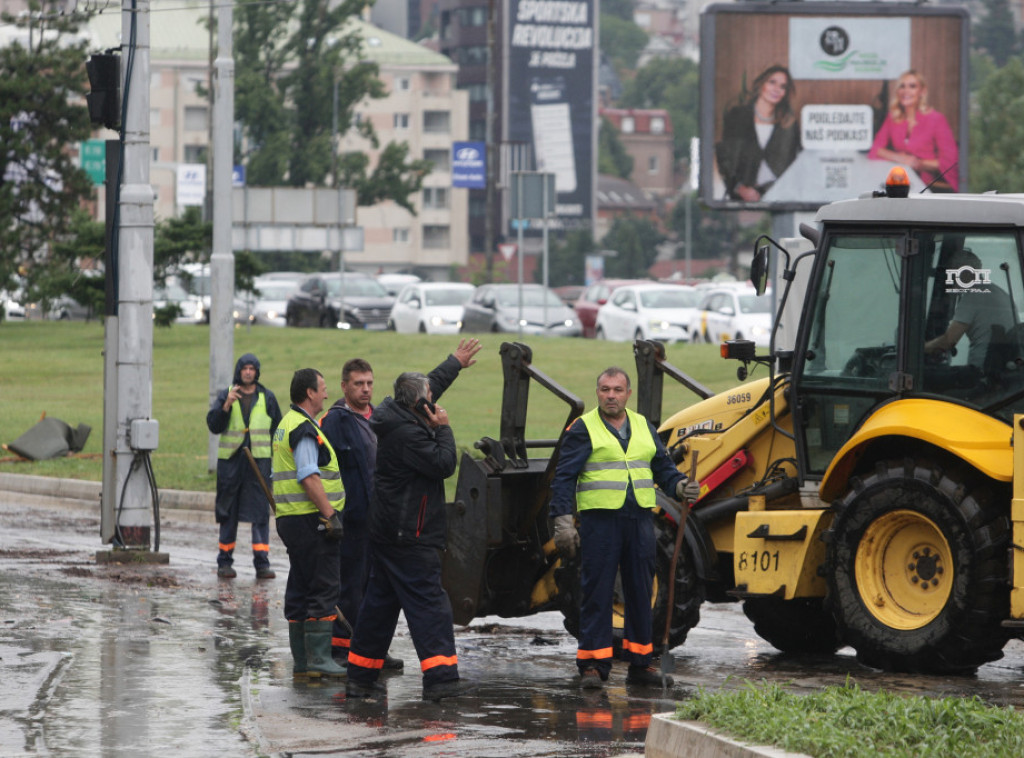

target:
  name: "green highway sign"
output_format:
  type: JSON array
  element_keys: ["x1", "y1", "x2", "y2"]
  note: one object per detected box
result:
[{"x1": 81, "y1": 139, "x2": 106, "y2": 185}]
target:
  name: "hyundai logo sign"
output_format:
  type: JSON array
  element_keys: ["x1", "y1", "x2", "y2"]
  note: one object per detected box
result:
[{"x1": 452, "y1": 141, "x2": 486, "y2": 189}]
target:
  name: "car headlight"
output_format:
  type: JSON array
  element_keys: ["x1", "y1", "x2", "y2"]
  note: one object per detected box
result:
[
  {"x1": 430, "y1": 316, "x2": 444, "y2": 327},
  {"x1": 265, "y1": 309, "x2": 278, "y2": 320},
  {"x1": 751, "y1": 325, "x2": 769, "y2": 337},
  {"x1": 649, "y1": 319, "x2": 670, "y2": 332},
  {"x1": 563, "y1": 319, "x2": 575, "y2": 328}
]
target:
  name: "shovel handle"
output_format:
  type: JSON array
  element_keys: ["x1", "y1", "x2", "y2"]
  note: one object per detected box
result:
[
  {"x1": 662, "y1": 451, "x2": 698, "y2": 648},
  {"x1": 243, "y1": 447, "x2": 277, "y2": 517}
]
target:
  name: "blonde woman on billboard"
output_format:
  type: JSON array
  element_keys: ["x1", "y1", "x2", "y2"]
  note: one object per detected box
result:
[
  {"x1": 868, "y1": 70, "x2": 959, "y2": 192},
  {"x1": 716, "y1": 65, "x2": 801, "y2": 202}
]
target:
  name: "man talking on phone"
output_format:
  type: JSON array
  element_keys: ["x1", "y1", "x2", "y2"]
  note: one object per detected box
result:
[
  {"x1": 206, "y1": 353, "x2": 282, "y2": 579},
  {"x1": 345, "y1": 339, "x2": 481, "y2": 702}
]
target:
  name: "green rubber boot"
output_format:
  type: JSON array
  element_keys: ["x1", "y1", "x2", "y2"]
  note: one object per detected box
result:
[
  {"x1": 289, "y1": 621, "x2": 308, "y2": 677},
  {"x1": 304, "y1": 619, "x2": 347, "y2": 678}
]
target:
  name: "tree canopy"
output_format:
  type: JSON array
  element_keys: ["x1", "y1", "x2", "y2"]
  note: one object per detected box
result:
[
  {"x1": 618, "y1": 57, "x2": 700, "y2": 161},
  {"x1": 234, "y1": 0, "x2": 431, "y2": 212},
  {"x1": 970, "y1": 57, "x2": 1024, "y2": 193},
  {"x1": 598, "y1": 117, "x2": 634, "y2": 180},
  {"x1": 0, "y1": 7, "x2": 93, "y2": 299}
]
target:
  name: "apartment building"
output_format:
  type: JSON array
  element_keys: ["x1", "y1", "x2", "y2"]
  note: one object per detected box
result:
[{"x1": 75, "y1": 3, "x2": 467, "y2": 277}]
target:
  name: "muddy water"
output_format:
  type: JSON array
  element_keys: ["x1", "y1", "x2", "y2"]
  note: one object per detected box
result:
[{"x1": 3, "y1": 499, "x2": 1024, "y2": 757}]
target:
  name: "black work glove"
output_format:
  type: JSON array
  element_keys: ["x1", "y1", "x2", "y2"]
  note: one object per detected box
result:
[{"x1": 318, "y1": 511, "x2": 344, "y2": 541}]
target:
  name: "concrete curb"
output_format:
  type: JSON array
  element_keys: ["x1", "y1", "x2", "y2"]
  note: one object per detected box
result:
[
  {"x1": 645, "y1": 714, "x2": 812, "y2": 758},
  {"x1": 0, "y1": 472, "x2": 214, "y2": 518}
]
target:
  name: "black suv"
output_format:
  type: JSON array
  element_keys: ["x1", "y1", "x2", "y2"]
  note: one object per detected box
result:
[{"x1": 285, "y1": 273, "x2": 395, "y2": 330}]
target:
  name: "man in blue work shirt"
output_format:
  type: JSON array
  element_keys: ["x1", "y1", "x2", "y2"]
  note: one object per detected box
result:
[{"x1": 549, "y1": 366, "x2": 699, "y2": 689}]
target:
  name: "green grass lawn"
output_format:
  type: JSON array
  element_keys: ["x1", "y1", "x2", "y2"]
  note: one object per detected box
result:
[
  {"x1": 676, "y1": 680, "x2": 1024, "y2": 758},
  {"x1": 0, "y1": 321, "x2": 745, "y2": 491}
]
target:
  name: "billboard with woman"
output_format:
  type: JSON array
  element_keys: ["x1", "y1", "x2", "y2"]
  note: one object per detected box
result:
[{"x1": 700, "y1": 3, "x2": 968, "y2": 210}]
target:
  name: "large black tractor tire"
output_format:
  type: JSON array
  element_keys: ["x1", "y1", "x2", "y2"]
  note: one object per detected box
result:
[
  {"x1": 825, "y1": 457, "x2": 1010, "y2": 674},
  {"x1": 742, "y1": 598, "x2": 841, "y2": 655},
  {"x1": 559, "y1": 508, "x2": 704, "y2": 657}
]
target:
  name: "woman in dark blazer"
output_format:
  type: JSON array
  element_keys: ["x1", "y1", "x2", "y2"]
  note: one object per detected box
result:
[{"x1": 716, "y1": 65, "x2": 801, "y2": 202}]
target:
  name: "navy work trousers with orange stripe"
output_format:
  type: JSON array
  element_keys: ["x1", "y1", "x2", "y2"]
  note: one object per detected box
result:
[
  {"x1": 347, "y1": 544, "x2": 458, "y2": 688},
  {"x1": 576, "y1": 506, "x2": 656, "y2": 678},
  {"x1": 218, "y1": 519, "x2": 271, "y2": 571}
]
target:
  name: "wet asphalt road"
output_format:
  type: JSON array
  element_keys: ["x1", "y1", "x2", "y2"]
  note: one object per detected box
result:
[{"x1": 3, "y1": 492, "x2": 1024, "y2": 757}]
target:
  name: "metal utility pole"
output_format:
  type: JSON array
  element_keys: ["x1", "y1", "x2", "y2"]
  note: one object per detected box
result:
[
  {"x1": 100, "y1": 0, "x2": 160, "y2": 555},
  {"x1": 484, "y1": 0, "x2": 496, "y2": 282},
  {"x1": 207, "y1": 0, "x2": 235, "y2": 471}
]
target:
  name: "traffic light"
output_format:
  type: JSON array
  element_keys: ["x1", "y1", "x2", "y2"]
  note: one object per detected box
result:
[{"x1": 86, "y1": 53, "x2": 121, "y2": 130}]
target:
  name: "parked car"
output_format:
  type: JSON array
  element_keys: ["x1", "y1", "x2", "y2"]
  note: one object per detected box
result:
[
  {"x1": 377, "y1": 273, "x2": 421, "y2": 297},
  {"x1": 593, "y1": 283, "x2": 699, "y2": 343},
  {"x1": 1, "y1": 289, "x2": 26, "y2": 321},
  {"x1": 689, "y1": 286, "x2": 773, "y2": 346},
  {"x1": 553, "y1": 284, "x2": 586, "y2": 307},
  {"x1": 460, "y1": 283, "x2": 581, "y2": 336},
  {"x1": 154, "y1": 281, "x2": 206, "y2": 324},
  {"x1": 247, "y1": 275, "x2": 302, "y2": 327},
  {"x1": 388, "y1": 282, "x2": 475, "y2": 334},
  {"x1": 573, "y1": 279, "x2": 651, "y2": 338},
  {"x1": 285, "y1": 273, "x2": 394, "y2": 330},
  {"x1": 162, "y1": 265, "x2": 246, "y2": 324}
]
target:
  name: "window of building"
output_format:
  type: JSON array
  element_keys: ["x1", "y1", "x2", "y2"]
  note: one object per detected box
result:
[
  {"x1": 184, "y1": 144, "x2": 207, "y2": 164},
  {"x1": 467, "y1": 84, "x2": 488, "y2": 103},
  {"x1": 469, "y1": 196, "x2": 487, "y2": 218},
  {"x1": 423, "y1": 225, "x2": 450, "y2": 249},
  {"x1": 184, "y1": 106, "x2": 208, "y2": 132},
  {"x1": 461, "y1": 45, "x2": 487, "y2": 65},
  {"x1": 424, "y1": 148, "x2": 450, "y2": 171},
  {"x1": 648, "y1": 156, "x2": 659, "y2": 174},
  {"x1": 393, "y1": 228, "x2": 410, "y2": 243},
  {"x1": 423, "y1": 187, "x2": 449, "y2": 209},
  {"x1": 650, "y1": 116, "x2": 665, "y2": 134},
  {"x1": 621, "y1": 116, "x2": 634, "y2": 134},
  {"x1": 423, "y1": 111, "x2": 450, "y2": 134},
  {"x1": 395, "y1": 77, "x2": 411, "y2": 91},
  {"x1": 458, "y1": 6, "x2": 486, "y2": 26},
  {"x1": 394, "y1": 113, "x2": 410, "y2": 129},
  {"x1": 469, "y1": 120, "x2": 486, "y2": 141}
]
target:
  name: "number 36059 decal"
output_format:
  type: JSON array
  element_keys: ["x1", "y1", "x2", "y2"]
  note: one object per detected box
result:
[{"x1": 726, "y1": 392, "x2": 752, "y2": 405}]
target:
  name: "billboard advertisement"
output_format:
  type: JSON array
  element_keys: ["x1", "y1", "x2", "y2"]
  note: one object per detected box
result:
[
  {"x1": 700, "y1": 3, "x2": 968, "y2": 210},
  {"x1": 504, "y1": 0, "x2": 596, "y2": 229}
]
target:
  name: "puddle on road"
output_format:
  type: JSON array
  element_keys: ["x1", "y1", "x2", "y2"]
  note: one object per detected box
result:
[{"x1": 7, "y1": 505, "x2": 1024, "y2": 757}]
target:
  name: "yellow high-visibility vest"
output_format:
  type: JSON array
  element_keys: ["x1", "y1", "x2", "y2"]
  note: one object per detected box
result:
[
  {"x1": 272, "y1": 409, "x2": 344, "y2": 517},
  {"x1": 217, "y1": 389, "x2": 273, "y2": 460},
  {"x1": 576, "y1": 408, "x2": 657, "y2": 511}
]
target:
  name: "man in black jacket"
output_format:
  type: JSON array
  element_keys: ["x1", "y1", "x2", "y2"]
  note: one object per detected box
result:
[
  {"x1": 319, "y1": 357, "x2": 398, "y2": 666},
  {"x1": 345, "y1": 339, "x2": 480, "y2": 701}
]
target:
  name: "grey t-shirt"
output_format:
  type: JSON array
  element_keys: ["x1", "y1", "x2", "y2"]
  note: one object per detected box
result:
[{"x1": 952, "y1": 286, "x2": 1015, "y2": 368}]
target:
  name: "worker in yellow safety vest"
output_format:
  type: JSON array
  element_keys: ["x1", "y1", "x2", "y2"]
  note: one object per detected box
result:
[
  {"x1": 206, "y1": 353, "x2": 282, "y2": 579},
  {"x1": 549, "y1": 366, "x2": 700, "y2": 690},
  {"x1": 272, "y1": 368, "x2": 346, "y2": 678}
]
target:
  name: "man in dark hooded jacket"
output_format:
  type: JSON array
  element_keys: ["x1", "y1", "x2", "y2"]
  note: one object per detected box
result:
[
  {"x1": 345, "y1": 339, "x2": 480, "y2": 701},
  {"x1": 206, "y1": 353, "x2": 283, "y2": 579}
]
